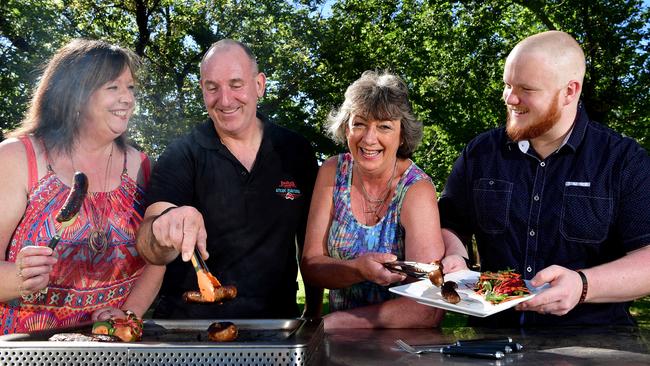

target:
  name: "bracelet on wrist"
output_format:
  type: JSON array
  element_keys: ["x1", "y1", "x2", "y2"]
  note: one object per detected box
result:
[
  {"x1": 576, "y1": 270, "x2": 588, "y2": 304},
  {"x1": 153, "y1": 206, "x2": 178, "y2": 223}
]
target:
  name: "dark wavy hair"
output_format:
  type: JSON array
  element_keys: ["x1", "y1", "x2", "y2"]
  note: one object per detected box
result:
[
  {"x1": 9, "y1": 39, "x2": 140, "y2": 154},
  {"x1": 326, "y1": 70, "x2": 423, "y2": 158}
]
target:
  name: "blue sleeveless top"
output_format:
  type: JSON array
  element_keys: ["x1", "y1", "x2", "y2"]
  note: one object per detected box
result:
[{"x1": 327, "y1": 153, "x2": 433, "y2": 311}]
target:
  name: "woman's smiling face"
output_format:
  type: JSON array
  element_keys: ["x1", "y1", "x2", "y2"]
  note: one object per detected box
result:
[
  {"x1": 81, "y1": 67, "x2": 135, "y2": 138},
  {"x1": 346, "y1": 114, "x2": 401, "y2": 173}
]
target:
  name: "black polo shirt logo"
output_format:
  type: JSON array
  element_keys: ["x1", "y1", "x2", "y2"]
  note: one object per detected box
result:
[{"x1": 276, "y1": 180, "x2": 302, "y2": 200}]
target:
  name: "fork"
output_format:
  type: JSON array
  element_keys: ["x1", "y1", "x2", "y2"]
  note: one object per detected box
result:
[
  {"x1": 395, "y1": 339, "x2": 426, "y2": 354},
  {"x1": 395, "y1": 339, "x2": 505, "y2": 359}
]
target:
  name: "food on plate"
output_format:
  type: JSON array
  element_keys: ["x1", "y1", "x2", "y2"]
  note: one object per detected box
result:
[
  {"x1": 441, "y1": 281, "x2": 461, "y2": 304},
  {"x1": 183, "y1": 285, "x2": 237, "y2": 303},
  {"x1": 56, "y1": 171, "x2": 89, "y2": 222},
  {"x1": 383, "y1": 260, "x2": 459, "y2": 303},
  {"x1": 91, "y1": 310, "x2": 143, "y2": 342},
  {"x1": 422, "y1": 261, "x2": 461, "y2": 304},
  {"x1": 427, "y1": 260, "x2": 444, "y2": 287},
  {"x1": 49, "y1": 333, "x2": 119, "y2": 342},
  {"x1": 474, "y1": 269, "x2": 531, "y2": 304},
  {"x1": 207, "y1": 321, "x2": 238, "y2": 342}
]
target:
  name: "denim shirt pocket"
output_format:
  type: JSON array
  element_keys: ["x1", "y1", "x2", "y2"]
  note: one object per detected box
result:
[
  {"x1": 473, "y1": 178, "x2": 513, "y2": 234},
  {"x1": 560, "y1": 186, "x2": 612, "y2": 243}
]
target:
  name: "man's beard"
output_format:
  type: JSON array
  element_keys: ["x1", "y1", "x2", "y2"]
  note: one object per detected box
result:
[{"x1": 506, "y1": 92, "x2": 561, "y2": 141}]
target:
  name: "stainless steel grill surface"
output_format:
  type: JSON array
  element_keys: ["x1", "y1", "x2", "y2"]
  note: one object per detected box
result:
[{"x1": 0, "y1": 318, "x2": 324, "y2": 366}]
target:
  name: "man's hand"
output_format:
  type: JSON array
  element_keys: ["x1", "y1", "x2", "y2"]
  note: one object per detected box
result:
[
  {"x1": 441, "y1": 254, "x2": 469, "y2": 274},
  {"x1": 150, "y1": 205, "x2": 208, "y2": 262},
  {"x1": 515, "y1": 264, "x2": 583, "y2": 316}
]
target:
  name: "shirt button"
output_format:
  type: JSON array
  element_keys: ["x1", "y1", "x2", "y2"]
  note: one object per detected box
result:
[
  {"x1": 529, "y1": 230, "x2": 535, "y2": 236},
  {"x1": 533, "y1": 195, "x2": 539, "y2": 201},
  {"x1": 489, "y1": 180, "x2": 494, "y2": 185},
  {"x1": 527, "y1": 266, "x2": 532, "y2": 273},
  {"x1": 240, "y1": 171, "x2": 246, "y2": 176},
  {"x1": 540, "y1": 162, "x2": 546, "y2": 167}
]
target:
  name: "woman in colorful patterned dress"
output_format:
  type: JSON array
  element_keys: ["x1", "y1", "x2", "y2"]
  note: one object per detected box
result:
[
  {"x1": 301, "y1": 70, "x2": 445, "y2": 329},
  {"x1": 0, "y1": 39, "x2": 164, "y2": 334}
]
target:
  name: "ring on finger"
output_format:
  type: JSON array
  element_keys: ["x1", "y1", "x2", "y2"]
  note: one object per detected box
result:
[{"x1": 18, "y1": 284, "x2": 33, "y2": 301}]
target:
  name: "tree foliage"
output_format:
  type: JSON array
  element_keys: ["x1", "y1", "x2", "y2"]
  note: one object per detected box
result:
[{"x1": 1, "y1": 0, "x2": 648, "y2": 186}]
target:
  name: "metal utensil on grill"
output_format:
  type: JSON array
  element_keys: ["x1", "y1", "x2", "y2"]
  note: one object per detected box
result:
[{"x1": 190, "y1": 247, "x2": 221, "y2": 292}]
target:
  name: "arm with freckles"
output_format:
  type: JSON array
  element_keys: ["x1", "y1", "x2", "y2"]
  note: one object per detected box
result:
[
  {"x1": 320, "y1": 176, "x2": 446, "y2": 329},
  {"x1": 518, "y1": 245, "x2": 650, "y2": 316},
  {"x1": 0, "y1": 139, "x2": 57, "y2": 302},
  {"x1": 300, "y1": 158, "x2": 406, "y2": 289}
]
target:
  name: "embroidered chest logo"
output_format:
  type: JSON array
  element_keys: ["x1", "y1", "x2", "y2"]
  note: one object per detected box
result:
[{"x1": 275, "y1": 180, "x2": 302, "y2": 200}]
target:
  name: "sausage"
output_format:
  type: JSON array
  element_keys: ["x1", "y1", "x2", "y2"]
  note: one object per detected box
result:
[
  {"x1": 441, "y1": 281, "x2": 461, "y2": 304},
  {"x1": 183, "y1": 286, "x2": 238, "y2": 304},
  {"x1": 428, "y1": 268, "x2": 444, "y2": 287},
  {"x1": 56, "y1": 171, "x2": 89, "y2": 222},
  {"x1": 183, "y1": 291, "x2": 209, "y2": 303},
  {"x1": 207, "y1": 321, "x2": 238, "y2": 342},
  {"x1": 214, "y1": 285, "x2": 237, "y2": 302}
]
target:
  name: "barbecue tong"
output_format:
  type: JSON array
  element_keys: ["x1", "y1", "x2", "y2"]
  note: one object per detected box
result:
[{"x1": 383, "y1": 260, "x2": 441, "y2": 279}]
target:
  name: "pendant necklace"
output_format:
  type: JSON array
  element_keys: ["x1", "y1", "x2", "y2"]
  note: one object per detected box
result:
[
  {"x1": 87, "y1": 143, "x2": 114, "y2": 254},
  {"x1": 357, "y1": 159, "x2": 397, "y2": 224}
]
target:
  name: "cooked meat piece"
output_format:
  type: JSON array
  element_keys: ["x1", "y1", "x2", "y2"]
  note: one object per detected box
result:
[
  {"x1": 207, "y1": 321, "x2": 238, "y2": 342},
  {"x1": 183, "y1": 286, "x2": 237, "y2": 303},
  {"x1": 441, "y1": 281, "x2": 461, "y2": 304}
]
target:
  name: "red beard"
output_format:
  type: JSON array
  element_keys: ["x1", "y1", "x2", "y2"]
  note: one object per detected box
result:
[{"x1": 506, "y1": 92, "x2": 561, "y2": 141}]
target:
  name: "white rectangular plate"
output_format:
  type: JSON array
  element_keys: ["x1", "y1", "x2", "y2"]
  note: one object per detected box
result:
[{"x1": 389, "y1": 269, "x2": 546, "y2": 317}]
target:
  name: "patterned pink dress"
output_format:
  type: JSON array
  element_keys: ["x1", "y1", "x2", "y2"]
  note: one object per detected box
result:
[{"x1": 0, "y1": 137, "x2": 149, "y2": 334}]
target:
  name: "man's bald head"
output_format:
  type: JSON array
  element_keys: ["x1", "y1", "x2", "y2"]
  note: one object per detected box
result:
[
  {"x1": 508, "y1": 31, "x2": 585, "y2": 87},
  {"x1": 200, "y1": 39, "x2": 258, "y2": 78}
]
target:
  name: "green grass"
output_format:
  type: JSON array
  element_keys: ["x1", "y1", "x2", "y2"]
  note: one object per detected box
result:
[{"x1": 297, "y1": 275, "x2": 650, "y2": 329}]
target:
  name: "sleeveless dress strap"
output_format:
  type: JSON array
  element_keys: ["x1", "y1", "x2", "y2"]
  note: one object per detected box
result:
[
  {"x1": 139, "y1": 152, "x2": 150, "y2": 186},
  {"x1": 18, "y1": 136, "x2": 39, "y2": 190}
]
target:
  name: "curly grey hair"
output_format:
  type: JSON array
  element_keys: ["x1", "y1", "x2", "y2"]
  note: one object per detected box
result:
[{"x1": 326, "y1": 70, "x2": 423, "y2": 158}]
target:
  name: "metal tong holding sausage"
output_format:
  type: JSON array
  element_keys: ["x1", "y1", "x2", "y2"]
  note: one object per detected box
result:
[
  {"x1": 184, "y1": 248, "x2": 237, "y2": 303},
  {"x1": 384, "y1": 260, "x2": 445, "y2": 287},
  {"x1": 383, "y1": 261, "x2": 442, "y2": 279},
  {"x1": 48, "y1": 172, "x2": 89, "y2": 249},
  {"x1": 384, "y1": 260, "x2": 461, "y2": 304},
  {"x1": 191, "y1": 247, "x2": 221, "y2": 286}
]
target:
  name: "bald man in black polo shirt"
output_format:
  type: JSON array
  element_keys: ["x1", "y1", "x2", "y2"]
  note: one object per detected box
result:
[
  {"x1": 439, "y1": 31, "x2": 650, "y2": 327},
  {"x1": 136, "y1": 39, "x2": 321, "y2": 319}
]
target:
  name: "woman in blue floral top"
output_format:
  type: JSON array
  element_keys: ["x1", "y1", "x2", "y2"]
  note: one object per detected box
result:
[{"x1": 301, "y1": 70, "x2": 445, "y2": 329}]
